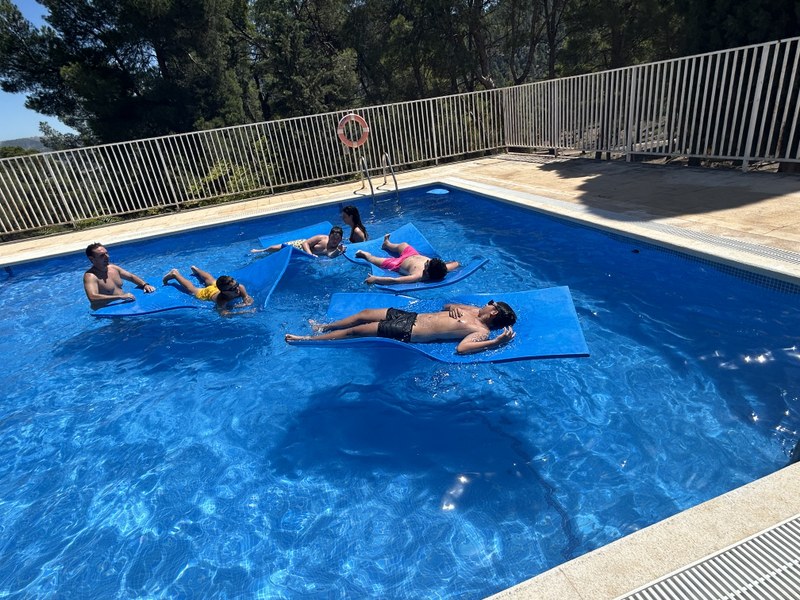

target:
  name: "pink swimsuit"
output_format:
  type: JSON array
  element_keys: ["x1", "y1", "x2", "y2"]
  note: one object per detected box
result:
[{"x1": 380, "y1": 245, "x2": 419, "y2": 271}]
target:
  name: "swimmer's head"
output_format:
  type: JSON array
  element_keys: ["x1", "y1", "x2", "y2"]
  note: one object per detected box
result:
[
  {"x1": 487, "y1": 300, "x2": 516, "y2": 328},
  {"x1": 216, "y1": 275, "x2": 239, "y2": 293},
  {"x1": 423, "y1": 258, "x2": 448, "y2": 282},
  {"x1": 329, "y1": 226, "x2": 344, "y2": 244}
]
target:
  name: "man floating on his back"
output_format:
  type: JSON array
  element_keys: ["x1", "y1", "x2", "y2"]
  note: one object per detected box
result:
[{"x1": 285, "y1": 300, "x2": 517, "y2": 355}]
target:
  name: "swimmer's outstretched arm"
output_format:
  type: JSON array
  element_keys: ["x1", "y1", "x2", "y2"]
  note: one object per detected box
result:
[
  {"x1": 118, "y1": 266, "x2": 156, "y2": 293},
  {"x1": 365, "y1": 273, "x2": 421, "y2": 285},
  {"x1": 456, "y1": 327, "x2": 515, "y2": 354}
]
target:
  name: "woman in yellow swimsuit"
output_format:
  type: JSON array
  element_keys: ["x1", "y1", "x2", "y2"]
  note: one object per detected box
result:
[{"x1": 162, "y1": 266, "x2": 253, "y2": 311}]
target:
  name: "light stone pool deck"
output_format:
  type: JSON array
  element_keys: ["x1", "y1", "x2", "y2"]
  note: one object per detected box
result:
[{"x1": 2, "y1": 153, "x2": 799, "y2": 598}]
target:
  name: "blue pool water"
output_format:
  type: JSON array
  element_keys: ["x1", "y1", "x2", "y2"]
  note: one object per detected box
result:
[{"x1": 0, "y1": 184, "x2": 798, "y2": 598}]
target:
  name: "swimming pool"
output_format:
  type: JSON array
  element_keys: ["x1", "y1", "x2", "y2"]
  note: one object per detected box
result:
[{"x1": 0, "y1": 184, "x2": 798, "y2": 598}]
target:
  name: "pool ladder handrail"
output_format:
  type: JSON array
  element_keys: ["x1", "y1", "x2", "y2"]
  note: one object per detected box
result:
[
  {"x1": 354, "y1": 156, "x2": 375, "y2": 198},
  {"x1": 377, "y1": 152, "x2": 398, "y2": 191}
]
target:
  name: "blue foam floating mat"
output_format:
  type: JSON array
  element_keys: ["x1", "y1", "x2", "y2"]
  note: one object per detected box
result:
[
  {"x1": 426, "y1": 188, "x2": 449, "y2": 195},
  {"x1": 343, "y1": 222, "x2": 487, "y2": 292},
  {"x1": 286, "y1": 287, "x2": 589, "y2": 363},
  {"x1": 370, "y1": 259, "x2": 487, "y2": 292},
  {"x1": 343, "y1": 223, "x2": 436, "y2": 263},
  {"x1": 257, "y1": 221, "x2": 333, "y2": 254},
  {"x1": 90, "y1": 285, "x2": 206, "y2": 317},
  {"x1": 91, "y1": 246, "x2": 295, "y2": 318}
]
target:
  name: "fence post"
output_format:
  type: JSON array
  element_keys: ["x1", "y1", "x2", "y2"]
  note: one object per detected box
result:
[
  {"x1": 155, "y1": 139, "x2": 181, "y2": 211},
  {"x1": 429, "y1": 100, "x2": 439, "y2": 165},
  {"x1": 554, "y1": 81, "x2": 561, "y2": 156},
  {"x1": 742, "y1": 44, "x2": 772, "y2": 172},
  {"x1": 626, "y1": 67, "x2": 638, "y2": 162},
  {"x1": 501, "y1": 88, "x2": 510, "y2": 149}
]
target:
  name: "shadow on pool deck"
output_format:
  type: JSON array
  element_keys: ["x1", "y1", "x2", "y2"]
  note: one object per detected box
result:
[{"x1": 457, "y1": 153, "x2": 800, "y2": 254}]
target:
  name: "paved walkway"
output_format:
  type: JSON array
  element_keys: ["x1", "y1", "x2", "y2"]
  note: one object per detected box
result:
[{"x1": 460, "y1": 154, "x2": 800, "y2": 255}]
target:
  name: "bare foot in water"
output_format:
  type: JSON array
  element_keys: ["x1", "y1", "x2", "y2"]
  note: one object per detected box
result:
[
  {"x1": 308, "y1": 319, "x2": 327, "y2": 333},
  {"x1": 162, "y1": 269, "x2": 178, "y2": 285},
  {"x1": 285, "y1": 334, "x2": 310, "y2": 342}
]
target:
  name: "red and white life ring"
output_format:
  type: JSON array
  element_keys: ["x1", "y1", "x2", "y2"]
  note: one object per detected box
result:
[{"x1": 337, "y1": 113, "x2": 370, "y2": 148}]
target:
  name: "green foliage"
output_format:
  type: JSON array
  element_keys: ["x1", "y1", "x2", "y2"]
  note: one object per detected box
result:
[
  {"x1": 678, "y1": 0, "x2": 800, "y2": 54},
  {"x1": 0, "y1": 145, "x2": 38, "y2": 158},
  {"x1": 0, "y1": 0, "x2": 262, "y2": 142},
  {"x1": 38, "y1": 122, "x2": 83, "y2": 151},
  {"x1": 2, "y1": 0, "x2": 799, "y2": 145},
  {"x1": 186, "y1": 159, "x2": 260, "y2": 198},
  {"x1": 558, "y1": 0, "x2": 684, "y2": 75},
  {"x1": 250, "y1": 0, "x2": 358, "y2": 119}
]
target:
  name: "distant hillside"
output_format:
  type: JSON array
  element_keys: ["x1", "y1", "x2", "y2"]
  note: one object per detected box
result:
[{"x1": 0, "y1": 137, "x2": 50, "y2": 152}]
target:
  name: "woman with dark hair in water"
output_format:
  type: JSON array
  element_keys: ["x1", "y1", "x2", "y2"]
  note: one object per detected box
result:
[{"x1": 341, "y1": 205, "x2": 368, "y2": 243}]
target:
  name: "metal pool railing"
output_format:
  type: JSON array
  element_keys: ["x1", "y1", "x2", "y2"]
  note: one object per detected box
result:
[
  {"x1": 0, "y1": 91, "x2": 504, "y2": 236},
  {"x1": 0, "y1": 37, "x2": 798, "y2": 237},
  {"x1": 504, "y1": 37, "x2": 800, "y2": 169}
]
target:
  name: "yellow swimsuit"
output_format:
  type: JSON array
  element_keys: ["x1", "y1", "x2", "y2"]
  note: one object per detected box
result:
[
  {"x1": 195, "y1": 284, "x2": 219, "y2": 302},
  {"x1": 285, "y1": 239, "x2": 306, "y2": 250}
]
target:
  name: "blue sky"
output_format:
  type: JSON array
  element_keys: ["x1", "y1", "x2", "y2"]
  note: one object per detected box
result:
[{"x1": 0, "y1": 0, "x2": 75, "y2": 141}]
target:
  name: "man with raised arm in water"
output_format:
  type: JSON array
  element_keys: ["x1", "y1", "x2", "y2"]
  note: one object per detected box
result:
[
  {"x1": 355, "y1": 233, "x2": 460, "y2": 286},
  {"x1": 83, "y1": 243, "x2": 156, "y2": 309},
  {"x1": 285, "y1": 300, "x2": 517, "y2": 355}
]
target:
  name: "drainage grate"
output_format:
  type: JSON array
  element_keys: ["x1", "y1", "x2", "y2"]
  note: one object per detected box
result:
[
  {"x1": 625, "y1": 218, "x2": 800, "y2": 266},
  {"x1": 618, "y1": 516, "x2": 800, "y2": 600}
]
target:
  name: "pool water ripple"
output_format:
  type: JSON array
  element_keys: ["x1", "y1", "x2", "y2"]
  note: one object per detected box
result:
[{"x1": 0, "y1": 186, "x2": 798, "y2": 598}]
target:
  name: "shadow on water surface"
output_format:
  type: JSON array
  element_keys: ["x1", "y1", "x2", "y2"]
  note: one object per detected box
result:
[
  {"x1": 58, "y1": 313, "x2": 270, "y2": 373},
  {"x1": 270, "y1": 380, "x2": 582, "y2": 560}
]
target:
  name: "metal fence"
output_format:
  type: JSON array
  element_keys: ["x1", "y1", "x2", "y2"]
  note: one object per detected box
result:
[
  {"x1": 1, "y1": 37, "x2": 798, "y2": 237},
  {"x1": 504, "y1": 37, "x2": 800, "y2": 168}
]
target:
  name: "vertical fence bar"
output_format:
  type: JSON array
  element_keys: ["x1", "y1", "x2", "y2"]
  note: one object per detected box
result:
[
  {"x1": 758, "y1": 44, "x2": 781, "y2": 160},
  {"x1": 778, "y1": 41, "x2": 800, "y2": 161},
  {"x1": 734, "y1": 48, "x2": 757, "y2": 158},
  {"x1": 743, "y1": 44, "x2": 773, "y2": 170}
]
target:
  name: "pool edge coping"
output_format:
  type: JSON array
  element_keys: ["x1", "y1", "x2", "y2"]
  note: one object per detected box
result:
[{"x1": 485, "y1": 463, "x2": 800, "y2": 600}]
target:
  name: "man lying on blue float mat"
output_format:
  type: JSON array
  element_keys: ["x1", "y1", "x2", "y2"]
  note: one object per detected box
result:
[
  {"x1": 252, "y1": 224, "x2": 346, "y2": 258},
  {"x1": 344, "y1": 223, "x2": 487, "y2": 292},
  {"x1": 285, "y1": 299, "x2": 516, "y2": 355}
]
